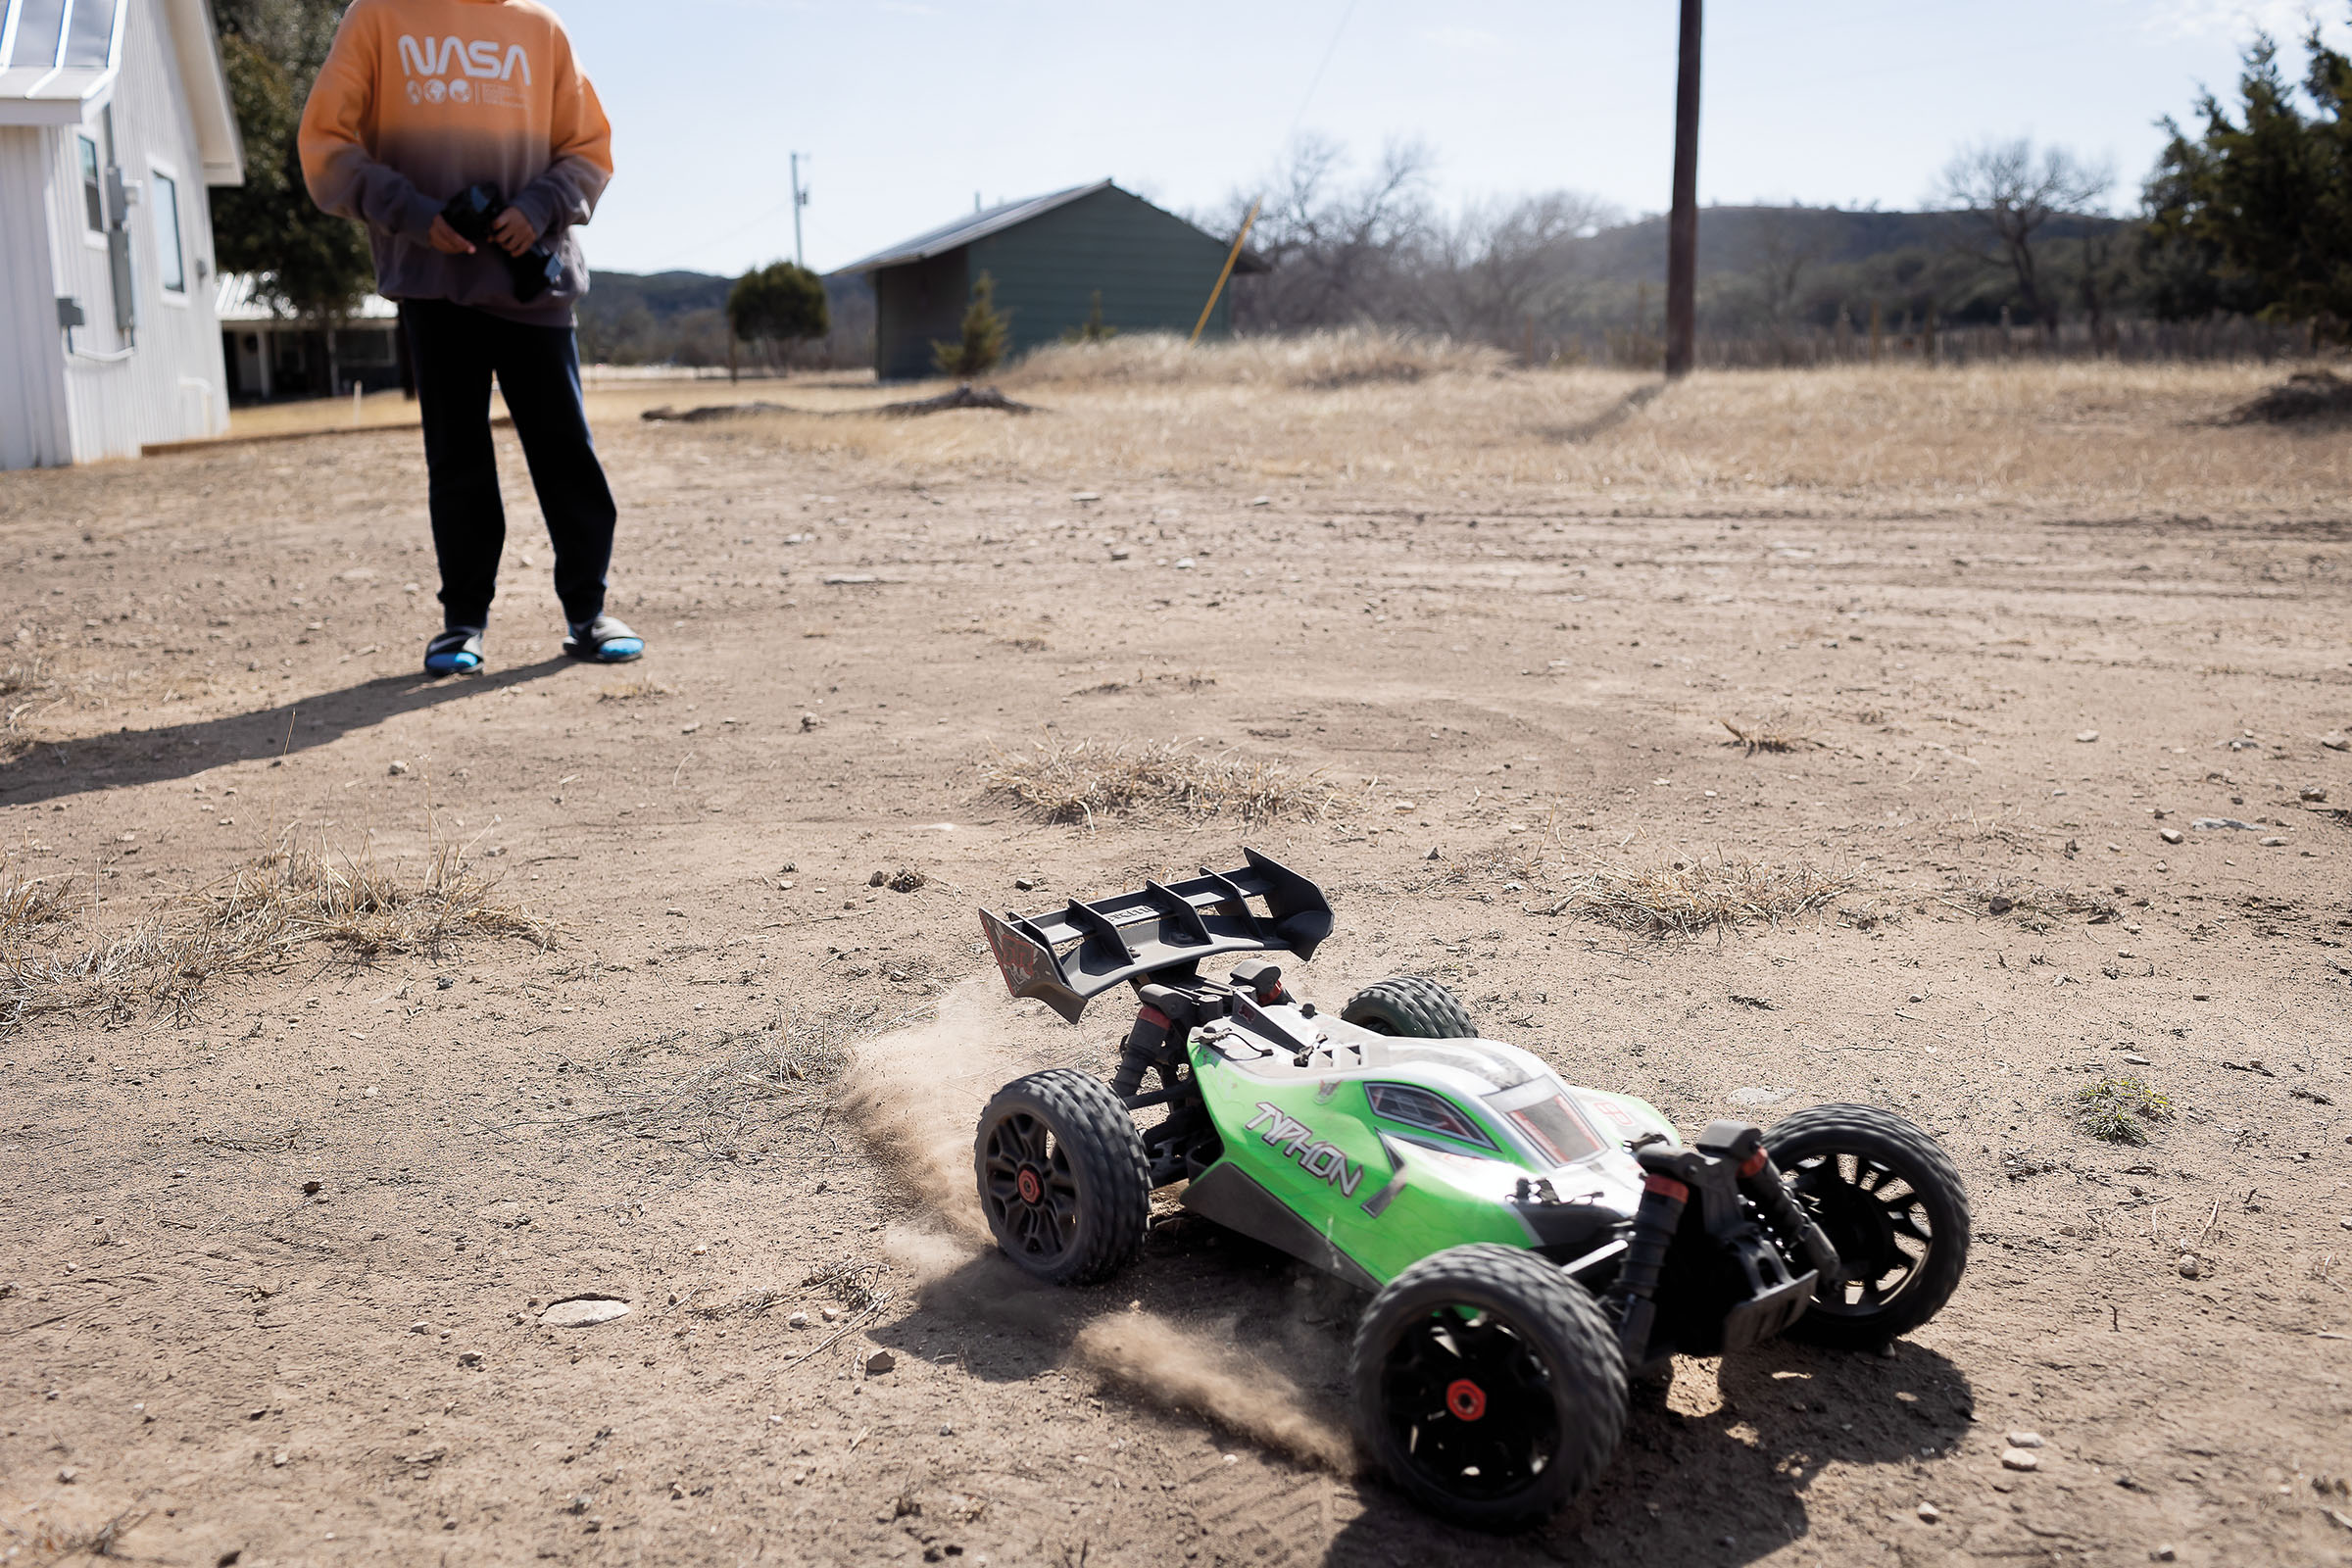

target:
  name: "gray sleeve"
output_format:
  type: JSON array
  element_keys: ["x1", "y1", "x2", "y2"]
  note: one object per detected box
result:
[{"x1": 510, "y1": 155, "x2": 609, "y2": 239}]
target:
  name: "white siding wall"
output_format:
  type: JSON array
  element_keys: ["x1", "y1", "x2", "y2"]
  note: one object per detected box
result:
[
  {"x1": 23, "y1": 0, "x2": 231, "y2": 465},
  {"x1": 0, "y1": 126, "x2": 73, "y2": 468}
]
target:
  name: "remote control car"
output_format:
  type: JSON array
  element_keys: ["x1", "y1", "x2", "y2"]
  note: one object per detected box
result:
[{"x1": 974, "y1": 851, "x2": 1971, "y2": 1533}]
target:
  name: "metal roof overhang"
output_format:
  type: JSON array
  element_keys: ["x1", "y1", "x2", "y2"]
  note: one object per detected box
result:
[{"x1": 0, "y1": 0, "x2": 239, "y2": 183}]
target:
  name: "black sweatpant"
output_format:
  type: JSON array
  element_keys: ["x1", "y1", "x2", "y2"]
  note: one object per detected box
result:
[{"x1": 402, "y1": 299, "x2": 616, "y2": 631}]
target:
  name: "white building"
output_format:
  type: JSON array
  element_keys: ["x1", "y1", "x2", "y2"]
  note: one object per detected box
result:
[
  {"x1": 0, "y1": 0, "x2": 243, "y2": 467},
  {"x1": 216, "y1": 271, "x2": 403, "y2": 402}
]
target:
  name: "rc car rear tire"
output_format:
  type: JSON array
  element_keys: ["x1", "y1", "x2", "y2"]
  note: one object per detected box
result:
[
  {"x1": 1766, "y1": 1103, "x2": 1971, "y2": 1349},
  {"x1": 1351, "y1": 1244, "x2": 1627, "y2": 1533},
  {"x1": 1342, "y1": 975, "x2": 1478, "y2": 1040},
  {"x1": 973, "y1": 1069, "x2": 1150, "y2": 1287}
]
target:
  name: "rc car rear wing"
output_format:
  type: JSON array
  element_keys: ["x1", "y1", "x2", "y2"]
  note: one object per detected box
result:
[{"x1": 980, "y1": 849, "x2": 1333, "y2": 1023}]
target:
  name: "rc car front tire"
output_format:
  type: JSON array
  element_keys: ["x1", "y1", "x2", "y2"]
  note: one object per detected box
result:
[
  {"x1": 973, "y1": 1069, "x2": 1150, "y2": 1287},
  {"x1": 1351, "y1": 1244, "x2": 1627, "y2": 1533},
  {"x1": 1342, "y1": 975, "x2": 1478, "y2": 1040},
  {"x1": 1766, "y1": 1103, "x2": 1971, "y2": 1349}
]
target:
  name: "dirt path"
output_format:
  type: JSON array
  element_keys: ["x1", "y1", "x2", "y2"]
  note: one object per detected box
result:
[{"x1": 3, "y1": 372, "x2": 2349, "y2": 1567}]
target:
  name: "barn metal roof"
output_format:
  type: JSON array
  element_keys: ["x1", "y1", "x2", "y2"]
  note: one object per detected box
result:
[
  {"x1": 216, "y1": 272, "x2": 400, "y2": 323},
  {"x1": 839, "y1": 180, "x2": 1115, "y2": 273}
]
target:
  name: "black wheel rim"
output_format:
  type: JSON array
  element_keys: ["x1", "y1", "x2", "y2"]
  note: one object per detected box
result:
[
  {"x1": 979, "y1": 1107, "x2": 1080, "y2": 1264},
  {"x1": 1380, "y1": 1302, "x2": 1559, "y2": 1501},
  {"x1": 1788, "y1": 1149, "x2": 1933, "y2": 1318}
]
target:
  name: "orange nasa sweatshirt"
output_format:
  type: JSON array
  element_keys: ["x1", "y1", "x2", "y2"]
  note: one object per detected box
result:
[{"x1": 299, "y1": 0, "x2": 612, "y2": 324}]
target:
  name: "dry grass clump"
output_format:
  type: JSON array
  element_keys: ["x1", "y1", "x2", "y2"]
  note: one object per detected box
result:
[
  {"x1": 1005, "y1": 328, "x2": 1509, "y2": 391},
  {"x1": 978, "y1": 738, "x2": 1353, "y2": 828},
  {"x1": 598, "y1": 676, "x2": 674, "y2": 702},
  {"x1": 602, "y1": 1004, "x2": 877, "y2": 1158},
  {"x1": 1719, "y1": 716, "x2": 1816, "y2": 755},
  {"x1": 1541, "y1": 856, "x2": 1856, "y2": 937},
  {"x1": 2, "y1": 833, "x2": 551, "y2": 1030},
  {"x1": 2219, "y1": 368, "x2": 2352, "y2": 424},
  {"x1": 1, "y1": 858, "x2": 76, "y2": 936},
  {"x1": 1957, "y1": 877, "x2": 2120, "y2": 926}
]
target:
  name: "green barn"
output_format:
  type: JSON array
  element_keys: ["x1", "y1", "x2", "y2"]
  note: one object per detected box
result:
[{"x1": 841, "y1": 180, "x2": 1265, "y2": 380}]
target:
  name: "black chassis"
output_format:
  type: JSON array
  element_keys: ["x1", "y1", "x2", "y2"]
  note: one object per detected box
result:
[{"x1": 980, "y1": 851, "x2": 1849, "y2": 1374}]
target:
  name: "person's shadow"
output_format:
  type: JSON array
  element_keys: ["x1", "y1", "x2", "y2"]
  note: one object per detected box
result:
[{"x1": 0, "y1": 659, "x2": 573, "y2": 808}]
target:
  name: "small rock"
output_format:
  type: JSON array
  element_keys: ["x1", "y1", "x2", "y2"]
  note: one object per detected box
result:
[
  {"x1": 564, "y1": 1494, "x2": 593, "y2": 1515},
  {"x1": 1173, "y1": 557, "x2": 1196, "y2": 570},
  {"x1": 457, "y1": 1350, "x2": 483, "y2": 1367},
  {"x1": 799, "y1": 712, "x2": 820, "y2": 731},
  {"x1": 867, "y1": 869, "x2": 887, "y2": 887},
  {"x1": 2001, "y1": 1448, "x2": 2039, "y2": 1472},
  {"x1": 1108, "y1": 547, "x2": 1130, "y2": 560},
  {"x1": 1908, "y1": 991, "x2": 1925, "y2": 1004},
  {"x1": 2323, "y1": 733, "x2": 2349, "y2": 752},
  {"x1": 388, "y1": 760, "x2": 410, "y2": 776},
  {"x1": 2302, "y1": 785, "x2": 2329, "y2": 803},
  {"x1": 1987, "y1": 895, "x2": 2014, "y2": 914},
  {"x1": 863, "y1": 1350, "x2": 896, "y2": 1376},
  {"x1": 2339, "y1": 1216, "x2": 2351, "y2": 1231},
  {"x1": 2179, "y1": 1256, "x2": 2201, "y2": 1279},
  {"x1": 1424, "y1": 847, "x2": 1441, "y2": 860},
  {"x1": 539, "y1": 1296, "x2": 630, "y2": 1328},
  {"x1": 822, "y1": 1305, "x2": 840, "y2": 1323},
  {"x1": 939, "y1": 1423, "x2": 955, "y2": 1436},
  {"x1": 2007, "y1": 1431, "x2": 2044, "y2": 1448},
  {"x1": 272, "y1": 1452, "x2": 289, "y2": 1467},
  {"x1": 410, "y1": 1320, "x2": 429, "y2": 1334},
  {"x1": 58, "y1": 1467, "x2": 77, "y2": 1484},
  {"x1": 2159, "y1": 827, "x2": 2183, "y2": 845},
  {"x1": 2261, "y1": 836, "x2": 2287, "y2": 847},
  {"x1": 788, "y1": 1311, "x2": 809, "y2": 1328},
  {"x1": 1013, "y1": 876, "x2": 1037, "y2": 891},
  {"x1": 1249, "y1": 495, "x2": 1273, "y2": 507},
  {"x1": 1916, "y1": 1501, "x2": 1941, "y2": 1524},
  {"x1": 172, "y1": 1167, "x2": 188, "y2": 1178},
  {"x1": 889, "y1": 868, "x2": 927, "y2": 893},
  {"x1": 302, "y1": 1180, "x2": 322, "y2": 1195},
  {"x1": 2150, "y1": 1546, "x2": 2177, "y2": 1563},
  {"x1": 2123, "y1": 1054, "x2": 2150, "y2": 1065},
  {"x1": 2076, "y1": 730, "x2": 2099, "y2": 743}
]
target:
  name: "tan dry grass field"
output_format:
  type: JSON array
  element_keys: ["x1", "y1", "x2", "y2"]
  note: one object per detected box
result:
[{"x1": 3, "y1": 350, "x2": 2350, "y2": 1568}]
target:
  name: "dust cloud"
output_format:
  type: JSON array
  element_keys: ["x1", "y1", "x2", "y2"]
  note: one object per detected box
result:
[{"x1": 847, "y1": 978, "x2": 1354, "y2": 1472}]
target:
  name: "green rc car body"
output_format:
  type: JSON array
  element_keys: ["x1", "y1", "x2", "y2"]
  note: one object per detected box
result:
[{"x1": 973, "y1": 851, "x2": 1972, "y2": 1532}]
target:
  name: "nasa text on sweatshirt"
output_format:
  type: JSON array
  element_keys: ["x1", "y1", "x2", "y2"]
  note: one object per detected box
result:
[{"x1": 300, "y1": 0, "x2": 612, "y2": 325}]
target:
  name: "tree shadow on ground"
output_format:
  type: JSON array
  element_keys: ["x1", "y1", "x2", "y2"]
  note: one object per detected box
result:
[{"x1": 0, "y1": 660, "x2": 574, "y2": 808}]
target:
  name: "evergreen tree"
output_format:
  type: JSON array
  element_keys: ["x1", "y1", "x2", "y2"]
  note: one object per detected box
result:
[
  {"x1": 932, "y1": 271, "x2": 1009, "y2": 375},
  {"x1": 207, "y1": 0, "x2": 372, "y2": 317},
  {"x1": 726, "y1": 262, "x2": 830, "y2": 356},
  {"x1": 1060, "y1": 288, "x2": 1117, "y2": 344},
  {"x1": 2142, "y1": 26, "x2": 2352, "y2": 329}
]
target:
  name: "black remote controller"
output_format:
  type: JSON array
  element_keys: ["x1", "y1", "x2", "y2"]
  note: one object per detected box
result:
[{"x1": 440, "y1": 182, "x2": 564, "y2": 305}]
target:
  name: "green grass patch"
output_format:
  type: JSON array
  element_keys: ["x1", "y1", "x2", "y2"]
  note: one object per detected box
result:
[{"x1": 2074, "y1": 1075, "x2": 2174, "y2": 1145}]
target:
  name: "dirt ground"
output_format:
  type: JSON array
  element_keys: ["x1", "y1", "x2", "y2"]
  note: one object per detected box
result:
[{"x1": 3, "y1": 358, "x2": 2350, "y2": 1568}]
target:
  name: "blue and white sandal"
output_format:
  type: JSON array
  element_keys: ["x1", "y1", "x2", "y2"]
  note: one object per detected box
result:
[
  {"x1": 424, "y1": 626, "x2": 484, "y2": 676},
  {"x1": 563, "y1": 613, "x2": 643, "y2": 663}
]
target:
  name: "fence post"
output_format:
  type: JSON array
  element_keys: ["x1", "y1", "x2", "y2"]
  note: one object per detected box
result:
[{"x1": 1869, "y1": 301, "x2": 1883, "y2": 364}]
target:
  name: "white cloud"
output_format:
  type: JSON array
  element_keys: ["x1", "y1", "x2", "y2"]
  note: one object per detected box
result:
[{"x1": 2141, "y1": 0, "x2": 2352, "y2": 45}]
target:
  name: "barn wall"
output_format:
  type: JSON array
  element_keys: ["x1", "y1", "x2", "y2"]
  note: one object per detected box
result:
[
  {"x1": 872, "y1": 250, "x2": 968, "y2": 381},
  {"x1": 49, "y1": 0, "x2": 230, "y2": 463},
  {"x1": 966, "y1": 186, "x2": 1234, "y2": 355},
  {"x1": 0, "y1": 126, "x2": 72, "y2": 468}
]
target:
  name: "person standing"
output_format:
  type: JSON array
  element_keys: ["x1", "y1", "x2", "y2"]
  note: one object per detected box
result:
[{"x1": 300, "y1": 0, "x2": 642, "y2": 674}]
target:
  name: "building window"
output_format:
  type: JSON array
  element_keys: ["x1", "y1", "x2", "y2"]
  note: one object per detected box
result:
[
  {"x1": 153, "y1": 169, "x2": 184, "y2": 293},
  {"x1": 77, "y1": 134, "x2": 103, "y2": 233}
]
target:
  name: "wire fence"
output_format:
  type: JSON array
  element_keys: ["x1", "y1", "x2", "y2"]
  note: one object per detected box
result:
[{"x1": 1554, "y1": 315, "x2": 2318, "y2": 371}]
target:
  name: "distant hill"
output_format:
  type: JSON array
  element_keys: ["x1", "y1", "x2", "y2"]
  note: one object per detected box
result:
[{"x1": 578, "y1": 268, "x2": 873, "y2": 368}]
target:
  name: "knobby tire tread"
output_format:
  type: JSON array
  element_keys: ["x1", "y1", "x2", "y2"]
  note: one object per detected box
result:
[
  {"x1": 976, "y1": 1068, "x2": 1150, "y2": 1286},
  {"x1": 1342, "y1": 975, "x2": 1479, "y2": 1040},
  {"x1": 1766, "y1": 1102, "x2": 1971, "y2": 1348},
  {"x1": 1350, "y1": 1243, "x2": 1627, "y2": 1533}
]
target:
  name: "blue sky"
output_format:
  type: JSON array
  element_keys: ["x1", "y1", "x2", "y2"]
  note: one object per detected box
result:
[{"x1": 553, "y1": 0, "x2": 2352, "y2": 277}]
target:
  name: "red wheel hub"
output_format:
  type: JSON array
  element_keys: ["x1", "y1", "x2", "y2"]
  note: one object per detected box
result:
[
  {"x1": 1015, "y1": 1166, "x2": 1043, "y2": 1204},
  {"x1": 1445, "y1": 1379, "x2": 1487, "y2": 1422}
]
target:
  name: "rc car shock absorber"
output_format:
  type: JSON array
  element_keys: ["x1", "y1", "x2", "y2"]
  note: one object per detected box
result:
[
  {"x1": 1608, "y1": 1154, "x2": 1692, "y2": 1370},
  {"x1": 1699, "y1": 1120, "x2": 1843, "y2": 1286}
]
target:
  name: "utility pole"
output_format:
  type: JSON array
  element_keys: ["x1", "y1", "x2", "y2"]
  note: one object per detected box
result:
[
  {"x1": 1664, "y1": 0, "x2": 1702, "y2": 377},
  {"x1": 789, "y1": 152, "x2": 810, "y2": 270}
]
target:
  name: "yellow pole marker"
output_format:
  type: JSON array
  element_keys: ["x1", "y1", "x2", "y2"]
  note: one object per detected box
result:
[{"x1": 1190, "y1": 197, "x2": 1263, "y2": 346}]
